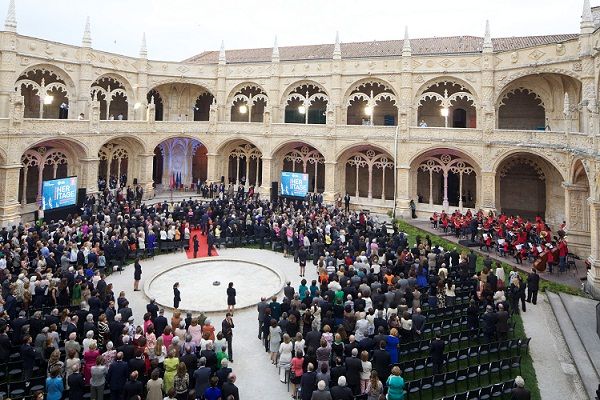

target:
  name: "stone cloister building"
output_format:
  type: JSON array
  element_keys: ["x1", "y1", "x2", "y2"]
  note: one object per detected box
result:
[{"x1": 1, "y1": 1, "x2": 600, "y2": 296}]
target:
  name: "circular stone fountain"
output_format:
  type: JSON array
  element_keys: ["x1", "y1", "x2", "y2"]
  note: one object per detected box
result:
[{"x1": 144, "y1": 258, "x2": 285, "y2": 313}]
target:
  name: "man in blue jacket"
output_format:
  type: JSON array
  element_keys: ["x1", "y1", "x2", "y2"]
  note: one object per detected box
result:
[{"x1": 106, "y1": 352, "x2": 129, "y2": 400}]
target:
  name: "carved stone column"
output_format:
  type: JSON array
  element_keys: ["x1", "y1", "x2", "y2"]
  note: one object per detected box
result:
[
  {"x1": 78, "y1": 158, "x2": 99, "y2": 195},
  {"x1": 206, "y1": 153, "x2": 219, "y2": 184},
  {"x1": 0, "y1": 31, "x2": 17, "y2": 119},
  {"x1": 138, "y1": 153, "x2": 155, "y2": 199},
  {"x1": 480, "y1": 171, "x2": 496, "y2": 211},
  {"x1": 395, "y1": 166, "x2": 411, "y2": 218},
  {"x1": 586, "y1": 200, "x2": 600, "y2": 299},
  {"x1": 259, "y1": 157, "x2": 272, "y2": 198},
  {"x1": 0, "y1": 163, "x2": 23, "y2": 226},
  {"x1": 323, "y1": 161, "x2": 337, "y2": 203}
]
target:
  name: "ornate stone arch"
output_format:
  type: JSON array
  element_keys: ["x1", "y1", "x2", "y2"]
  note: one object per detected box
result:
[
  {"x1": 342, "y1": 146, "x2": 394, "y2": 201},
  {"x1": 91, "y1": 74, "x2": 131, "y2": 120},
  {"x1": 226, "y1": 82, "x2": 269, "y2": 107},
  {"x1": 491, "y1": 149, "x2": 568, "y2": 182},
  {"x1": 280, "y1": 80, "x2": 330, "y2": 106},
  {"x1": 16, "y1": 64, "x2": 77, "y2": 94},
  {"x1": 343, "y1": 77, "x2": 398, "y2": 104},
  {"x1": 227, "y1": 83, "x2": 269, "y2": 122},
  {"x1": 414, "y1": 76, "x2": 480, "y2": 105},
  {"x1": 19, "y1": 145, "x2": 75, "y2": 205},
  {"x1": 15, "y1": 64, "x2": 75, "y2": 119},
  {"x1": 415, "y1": 77, "x2": 478, "y2": 128},
  {"x1": 496, "y1": 68, "x2": 582, "y2": 96},
  {"x1": 410, "y1": 149, "x2": 479, "y2": 209}
]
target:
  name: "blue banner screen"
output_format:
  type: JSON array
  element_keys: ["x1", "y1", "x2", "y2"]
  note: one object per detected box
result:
[
  {"x1": 42, "y1": 176, "x2": 78, "y2": 211},
  {"x1": 280, "y1": 172, "x2": 309, "y2": 198}
]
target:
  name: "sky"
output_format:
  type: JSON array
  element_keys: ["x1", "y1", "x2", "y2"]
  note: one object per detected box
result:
[{"x1": 4, "y1": 0, "x2": 585, "y2": 61}]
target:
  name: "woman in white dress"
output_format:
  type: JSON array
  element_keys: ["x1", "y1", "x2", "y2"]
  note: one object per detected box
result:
[
  {"x1": 268, "y1": 320, "x2": 282, "y2": 365},
  {"x1": 278, "y1": 334, "x2": 293, "y2": 382}
]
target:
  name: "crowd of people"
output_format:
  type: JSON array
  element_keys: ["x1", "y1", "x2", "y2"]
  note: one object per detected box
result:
[
  {"x1": 0, "y1": 187, "x2": 536, "y2": 400},
  {"x1": 249, "y1": 201, "x2": 535, "y2": 399}
]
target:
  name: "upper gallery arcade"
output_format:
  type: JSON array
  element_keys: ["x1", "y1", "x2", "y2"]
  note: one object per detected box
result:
[{"x1": 1, "y1": 0, "x2": 600, "y2": 295}]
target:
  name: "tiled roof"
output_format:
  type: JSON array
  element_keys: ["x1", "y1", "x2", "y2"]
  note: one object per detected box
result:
[{"x1": 184, "y1": 34, "x2": 579, "y2": 64}]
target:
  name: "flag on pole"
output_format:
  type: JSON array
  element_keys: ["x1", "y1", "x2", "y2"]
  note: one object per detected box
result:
[{"x1": 170, "y1": 172, "x2": 175, "y2": 189}]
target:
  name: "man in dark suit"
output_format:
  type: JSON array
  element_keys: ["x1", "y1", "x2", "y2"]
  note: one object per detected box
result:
[
  {"x1": 481, "y1": 305, "x2": 498, "y2": 343},
  {"x1": 221, "y1": 372, "x2": 240, "y2": 400},
  {"x1": 430, "y1": 333, "x2": 445, "y2": 374},
  {"x1": 371, "y1": 341, "x2": 391, "y2": 386},
  {"x1": 344, "y1": 348, "x2": 362, "y2": 395},
  {"x1": 106, "y1": 352, "x2": 129, "y2": 400},
  {"x1": 67, "y1": 364, "x2": 86, "y2": 400},
  {"x1": 146, "y1": 299, "x2": 159, "y2": 321},
  {"x1": 511, "y1": 376, "x2": 531, "y2": 400},
  {"x1": 526, "y1": 268, "x2": 540, "y2": 305},
  {"x1": 495, "y1": 304, "x2": 510, "y2": 341},
  {"x1": 412, "y1": 308, "x2": 426, "y2": 338},
  {"x1": 305, "y1": 326, "x2": 322, "y2": 352},
  {"x1": 194, "y1": 357, "x2": 212, "y2": 398},
  {"x1": 21, "y1": 335, "x2": 38, "y2": 381},
  {"x1": 330, "y1": 376, "x2": 353, "y2": 400},
  {"x1": 329, "y1": 357, "x2": 346, "y2": 388},
  {"x1": 123, "y1": 371, "x2": 143, "y2": 400},
  {"x1": 118, "y1": 335, "x2": 136, "y2": 361},
  {"x1": 300, "y1": 363, "x2": 318, "y2": 400},
  {"x1": 153, "y1": 309, "x2": 168, "y2": 336},
  {"x1": 216, "y1": 359, "x2": 232, "y2": 389},
  {"x1": 128, "y1": 349, "x2": 147, "y2": 385}
]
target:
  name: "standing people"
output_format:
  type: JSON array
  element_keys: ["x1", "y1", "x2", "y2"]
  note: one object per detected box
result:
[
  {"x1": 173, "y1": 283, "x2": 181, "y2": 309},
  {"x1": 222, "y1": 312, "x2": 235, "y2": 363},
  {"x1": 298, "y1": 246, "x2": 307, "y2": 277},
  {"x1": 227, "y1": 283, "x2": 236, "y2": 314},
  {"x1": 526, "y1": 269, "x2": 540, "y2": 305},
  {"x1": 133, "y1": 258, "x2": 142, "y2": 291},
  {"x1": 344, "y1": 193, "x2": 351, "y2": 213},
  {"x1": 193, "y1": 235, "x2": 199, "y2": 258}
]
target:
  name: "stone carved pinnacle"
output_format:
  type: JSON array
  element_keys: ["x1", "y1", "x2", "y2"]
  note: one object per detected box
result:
[
  {"x1": 402, "y1": 26, "x2": 411, "y2": 56},
  {"x1": 140, "y1": 32, "x2": 147, "y2": 58},
  {"x1": 5, "y1": 0, "x2": 17, "y2": 32},
  {"x1": 333, "y1": 31, "x2": 341, "y2": 60},
  {"x1": 583, "y1": 0, "x2": 593, "y2": 22},
  {"x1": 219, "y1": 40, "x2": 226, "y2": 64},
  {"x1": 272, "y1": 36, "x2": 279, "y2": 62},
  {"x1": 82, "y1": 16, "x2": 92, "y2": 48},
  {"x1": 483, "y1": 20, "x2": 493, "y2": 52}
]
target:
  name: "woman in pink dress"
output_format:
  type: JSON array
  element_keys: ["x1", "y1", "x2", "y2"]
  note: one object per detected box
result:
[{"x1": 83, "y1": 341, "x2": 101, "y2": 385}]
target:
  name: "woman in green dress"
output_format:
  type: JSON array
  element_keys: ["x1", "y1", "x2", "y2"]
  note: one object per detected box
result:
[
  {"x1": 386, "y1": 366, "x2": 405, "y2": 400},
  {"x1": 163, "y1": 349, "x2": 179, "y2": 393},
  {"x1": 72, "y1": 281, "x2": 82, "y2": 306}
]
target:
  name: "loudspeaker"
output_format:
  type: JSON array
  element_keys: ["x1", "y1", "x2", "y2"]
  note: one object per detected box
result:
[
  {"x1": 77, "y1": 188, "x2": 86, "y2": 206},
  {"x1": 271, "y1": 181, "x2": 278, "y2": 202},
  {"x1": 133, "y1": 178, "x2": 138, "y2": 185},
  {"x1": 221, "y1": 176, "x2": 225, "y2": 183}
]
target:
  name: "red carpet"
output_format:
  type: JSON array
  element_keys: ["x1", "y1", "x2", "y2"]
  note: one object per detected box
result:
[{"x1": 186, "y1": 228, "x2": 218, "y2": 258}]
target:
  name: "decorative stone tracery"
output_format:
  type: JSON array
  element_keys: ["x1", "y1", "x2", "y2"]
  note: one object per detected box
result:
[
  {"x1": 229, "y1": 143, "x2": 262, "y2": 188},
  {"x1": 285, "y1": 84, "x2": 328, "y2": 124},
  {"x1": 20, "y1": 147, "x2": 69, "y2": 204},
  {"x1": 91, "y1": 76, "x2": 128, "y2": 120},
  {"x1": 283, "y1": 145, "x2": 325, "y2": 193},
  {"x1": 417, "y1": 153, "x2": 476, "y2": 209},
  {"x1": 15, "y1": 69, "x2": 70, "y2": 119},
  {"x1": 346, "y1": 149, "x2": 394, "y2": 200},
  {"x1": 98, "y1": 143, "x2": 129, "y2": 183}
]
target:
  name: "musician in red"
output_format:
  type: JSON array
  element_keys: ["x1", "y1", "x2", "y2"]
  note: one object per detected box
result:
[{"x1": 558, "y1": 239, "x2": 569, "y2": 273}]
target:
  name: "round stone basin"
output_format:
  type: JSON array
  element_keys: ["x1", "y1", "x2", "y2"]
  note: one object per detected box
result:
[{"x1": 144, "y1": 258, "x2": 284, "y2": 313}]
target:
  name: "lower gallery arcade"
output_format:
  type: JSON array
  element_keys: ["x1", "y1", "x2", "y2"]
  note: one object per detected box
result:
[{"x1": 6, "y1": 136, "x2": 589, "y2": 254}]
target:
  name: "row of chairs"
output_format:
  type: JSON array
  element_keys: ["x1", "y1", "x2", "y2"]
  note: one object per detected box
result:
[
  {"x1": 398, "y1": 339, "x2": 529, "y2": 380},
  {"x1": 405, "y1": 359, "x2": 521, "y2": 399},
  {"x1": 440, "y1": 379, "x2": 516, "y2": 400},
  {"x1": 0, "y1": 375, "x2": 46, "y2": 400}
]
